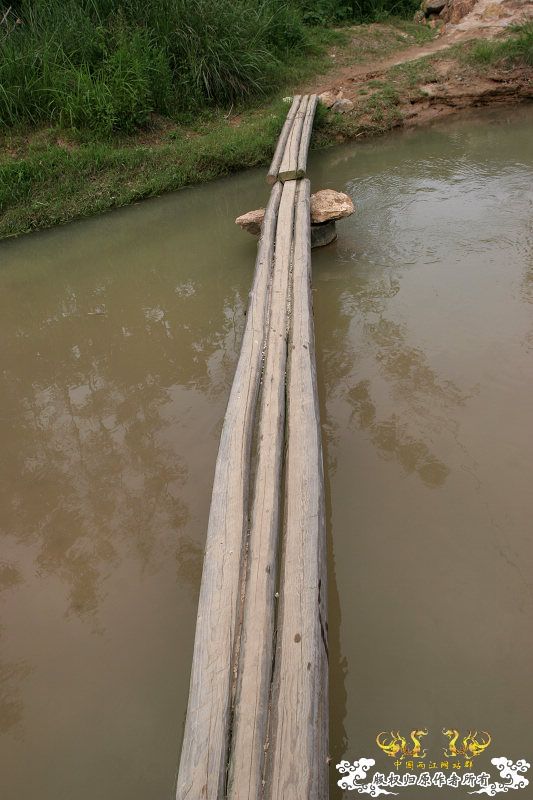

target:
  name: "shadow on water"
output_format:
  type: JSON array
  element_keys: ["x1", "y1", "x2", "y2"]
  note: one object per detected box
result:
[{"x1": 317, "y1": 336, "x2": 348, "y2": 795}]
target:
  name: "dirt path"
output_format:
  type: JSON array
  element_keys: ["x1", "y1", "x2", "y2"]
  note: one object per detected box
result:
[
  {"x1": 304, "y1": 0, "x2": 533, "y2": 99},
  {"x1": 307, "y1": 38, "x2": 462, "y2": 96}
]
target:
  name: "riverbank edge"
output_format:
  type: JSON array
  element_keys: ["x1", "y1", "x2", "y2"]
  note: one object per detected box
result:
[{"x1": 1, "y1": 30, "x2": 532, "y2": 241}]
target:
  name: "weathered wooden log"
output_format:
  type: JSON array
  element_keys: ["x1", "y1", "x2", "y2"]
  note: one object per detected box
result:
[
  {"x1": 177, "y1": 97, "x2": 326, "y2": 800},
  {"x1": 264, "y1": 179, "x2": 328, "y2": 799},
  {"x1": 227, "y1": 180, "x2": 297, "y2": 800},
  {"x1": 266, "y1": 95, "x2": 301, "y2": 186},
  {"x1": 278, "y1": 95, "x2": 309, "y2": 182},
  {"x1": 297, "y1": 94, "x2": 318, "y2": 178},
  {"x1": 176, "y1": 181, "x2": 283, "y2": 800}
]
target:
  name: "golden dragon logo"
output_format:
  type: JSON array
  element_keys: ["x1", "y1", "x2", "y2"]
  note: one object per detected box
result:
[
  {"x1": 376, "y1": 729, "x2": 429, "y2": 761},
  {"x1": 442, "y1": 729, "x2": 492, "y2": 759}
]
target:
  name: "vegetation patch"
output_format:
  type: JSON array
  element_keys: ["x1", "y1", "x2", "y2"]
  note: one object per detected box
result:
[
  {"x1": 1, "y1": 8, "x2": 532, "y2": 242},
  {"x1": 466, "y1": 22, "x2": 533, "y2": 67},
  {"x1": 313, "y1": 26, "x2": 533, "y2": 145},
  {"x1": 0, "y1": 102, "x2": 291, "y2": 238},
  {"x1": 313, "y1": 50, "x2": 439, "y2": 139},
  {"x1": 0, "y1": 0, "x2": 309, "y2": 135},
  {"x1": 388, "y1": 57, "x2": 438, "y2": 88},
  {"x1": 0, "y1": 15, "x2": 442, "y2": 240},
  {"x1": 297, "y1": 0, "x2": 421, "y2": 25},
  {"x1": 321, "y1": 19, "x2": 435, "y2": 68}
]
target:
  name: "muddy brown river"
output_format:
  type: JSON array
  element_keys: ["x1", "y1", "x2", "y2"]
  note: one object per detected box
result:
[{"x1": 1, "y1": 105, "x2": 532, "y2": 799}]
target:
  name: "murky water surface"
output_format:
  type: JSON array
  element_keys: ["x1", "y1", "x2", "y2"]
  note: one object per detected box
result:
[{"x1": 1, "y1": 106, "x2": 532, "y2": 799}]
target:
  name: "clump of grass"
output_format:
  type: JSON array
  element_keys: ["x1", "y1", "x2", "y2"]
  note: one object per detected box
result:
[
  {"x1": 325, "y1": 18, "x2": 435, "y2": 68},
  {"x1": 363, "y1": 82, "x2": 401, "y2": 124},
  {"x1": 388, "y1": 56, "x2": 438, "y2": 87},
  {"x1": 467, "y1": 22, "x2": 533, "y2": 67},
  {"x1": 0, "y1": 101, "x2": 292, "y2": 237},
  {"x1": 0, "y1": 0, "x2": 307, "y2": 135}
]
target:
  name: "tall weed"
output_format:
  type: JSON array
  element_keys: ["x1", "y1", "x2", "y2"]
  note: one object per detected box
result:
[
  {"x1": 468, "y1": 22, "x2": 533, "y2": 67},
  {"x1": 0, "y1": 0, "x2": 307, "y2": 133}
]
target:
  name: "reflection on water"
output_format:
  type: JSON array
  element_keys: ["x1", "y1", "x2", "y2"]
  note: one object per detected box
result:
[
  {"x1": 1, "y1": 105, "x2": 533, "y2": 799},
  {"x1": 347, "y1": 379, "x2": 450, "y2": 488},
  {"x1": 308, "y1": 106, "x2": 533, "y2": 797},
  {"x1": 0, "y1": 174, "x2": 266, "y2": 799}
]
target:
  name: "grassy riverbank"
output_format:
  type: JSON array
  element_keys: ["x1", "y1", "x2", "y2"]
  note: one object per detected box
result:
[
  {"x1": 314, "y1": 22, "x2": 533, "y2": 143},
  {"x1": 468, "y1": 21, "x2": 533, "y2": 66},
  {"x1": 1, "y1": 101, "x2": 292, "y2": 237},
  {"x1": 0, "y1": 11, "x2": 425, "y2": 240},
  {"x1": 1, "y1": 4, "x2": 532, "y2": 240}
]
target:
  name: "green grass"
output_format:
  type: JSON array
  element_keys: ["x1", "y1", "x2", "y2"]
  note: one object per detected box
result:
[
  {"x1": 0, "y1": 13, "x2": 345, "y2": 239},
  {"x1": 363, "y1": 83, "x2": 401, "y2": 123},
  {"x1": 325, "y1": 19, "x2": 435, "y2": 69},
  {"x1": 467, "y1": 22, "x2": 533, "y2": 67},
  {"x1": 0, "y1": 0, "x2": 307, "y2": 135},
  {"x1": 388, "y1": 56, "x2": 438, "y2": 87},
  {"x1": 0, "y1": 15, "x2": 437, "y2": 240},
  {"x1": 6, "y1": 14, "x2": 527, "y2": 242},
  {"x1": 0, "y1": 102, "x2": 293, "y2": 238},
  {"x1": 313, "y1": 49, "x2": 441, "y2": 141},
  {"x1": 0, "y1": 1, "x2": 428, "y2": 137}
]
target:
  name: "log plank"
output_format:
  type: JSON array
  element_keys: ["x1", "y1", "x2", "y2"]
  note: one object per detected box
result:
[
  {"x1": 176, "y1": 182, "x2": 283, "y2": 800},
  {"x1": 264, "y1": 179, "x2": 329, "y2": 800},
  {"x1": 227, "y1": 180, "x2": 298, "y2": 800},
  {"x1": 266, "y1": 96, "x2": 301, "y2": 185},
  {"x1": 296, "y1": 94, "x2": 318, "y2": 178},
  {"x1": 278, "y1": 95, "x2": 309, "y2": 182}
]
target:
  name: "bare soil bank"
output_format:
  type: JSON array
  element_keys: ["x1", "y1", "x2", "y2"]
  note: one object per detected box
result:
[{"x1": 305, "y1": 0, "x2": 533, "y2": 139}]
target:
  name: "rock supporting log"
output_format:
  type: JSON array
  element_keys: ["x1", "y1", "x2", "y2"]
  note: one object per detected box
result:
[
  {"x1": 234, "y1": 208, "x2": 265, "y2": 236},
  {"x1": 235, "y1": 189, "x2": 354, "y2": 238},
  {"x1": 310, "y1": 189, "x2": 354, "y2": 223},
  {"x1": 312, "y1": 220, "x2": 337, "y2": 248}
]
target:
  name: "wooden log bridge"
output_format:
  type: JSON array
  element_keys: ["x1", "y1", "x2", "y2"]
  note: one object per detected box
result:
[{"x1": 176, "y1": 94, "x2": 328, "y2": 800}]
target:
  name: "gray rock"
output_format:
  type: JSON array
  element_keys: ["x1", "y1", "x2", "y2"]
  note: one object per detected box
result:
[{"x1": 331, "y1": 98, "x2": 354, "y2": 114}]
